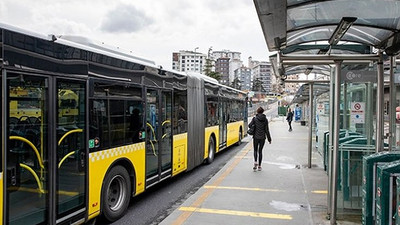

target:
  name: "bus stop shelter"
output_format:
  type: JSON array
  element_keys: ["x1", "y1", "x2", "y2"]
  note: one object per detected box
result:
[{"x1": 253, "y1": 0, "x2": 400, "y2": 224}]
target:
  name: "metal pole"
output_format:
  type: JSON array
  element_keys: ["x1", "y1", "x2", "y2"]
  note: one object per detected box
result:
[
  {"x1": 389, "y1": 56, "x2": 395, "y2": 151},
  {"x1": 376, "y1": 52, "x2": 384, "y2": 152},
  {"x1": 328, "y1": 67, "x2": 335, "y2": 215},
  {"x1": 366, "y1": 83, "x2": 373, "y2": 145},
  {"x1": 308, "y1": 83, "x2": 314, "y2": 168},
  {"x1": 2, "y1": 69, "x2": 7, "y2": 225},
  {"x1": 331, "y1": 60, "x2": 342, "y2": 225},
  {"x1": 343, "y1": 83, "x2": 347, "y2": 131}
]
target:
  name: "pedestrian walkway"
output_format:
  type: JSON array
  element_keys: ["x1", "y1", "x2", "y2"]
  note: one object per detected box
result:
[{"x1": 160, "y1": 118, "x2": 359, "y2": 225}]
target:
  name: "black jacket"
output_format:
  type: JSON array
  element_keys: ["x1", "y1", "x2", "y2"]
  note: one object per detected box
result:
[
  {"x1": 249, "y1": 113, "x2": 272, "y2": 142},
  {"x1": 286, "y1": 111, "x2": 294, "y2": 122}
]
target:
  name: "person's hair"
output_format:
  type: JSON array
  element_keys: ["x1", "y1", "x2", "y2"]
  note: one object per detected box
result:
[
  {"x1": 288, "y1": 108, "x2": 292, "y2": 112},
  {"x1": 257, "y1": 107, "x2": 264, "y2": 114}
]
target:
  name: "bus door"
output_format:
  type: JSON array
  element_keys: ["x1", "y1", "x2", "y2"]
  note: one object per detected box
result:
[
  {"x1": 5, "y1": 73, "x2": 87, "y2": 225},
  {"x1": 219, "y1": 100, "x2": 227, "y2": 146},
  {"x1": 145, "y1": 89, "x2": 172, "y2": 186},
  {"x1": 55, "y1": 79, "x2": 86, "y2": 224}
]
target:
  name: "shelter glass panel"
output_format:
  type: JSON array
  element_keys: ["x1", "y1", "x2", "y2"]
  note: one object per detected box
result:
[
  {"x1": 287, "y1": 1, "x2": 400, "y2": 31},
  {"x1": 343, "y1": 26, "x2": 393, "y2": 46}
]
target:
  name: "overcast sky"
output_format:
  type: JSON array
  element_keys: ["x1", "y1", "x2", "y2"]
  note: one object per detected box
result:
[{"x1": 0, "y1": 0, "x2": 273, "y2": 70}]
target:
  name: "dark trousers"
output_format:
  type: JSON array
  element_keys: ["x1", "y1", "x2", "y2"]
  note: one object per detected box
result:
[
  {"x1": 253, "y1": 138, "x2": 266, "y2": 165},
  {"x1": 288, "y1": 121, "x2": 292, "y2": 130}
]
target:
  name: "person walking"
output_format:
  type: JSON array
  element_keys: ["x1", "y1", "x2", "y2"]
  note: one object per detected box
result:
[
  {"x1": 248, "y1": 107, "x2": 272, "y2": 171},
  {"x1": 286, "y1": 108, "x2": 294, "y2": 132}
]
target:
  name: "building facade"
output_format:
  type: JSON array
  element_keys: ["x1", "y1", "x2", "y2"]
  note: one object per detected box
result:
[
  {"x1": 234, "y1": 66, "x2": 252, "y2": 91},
  {"x1": 250, "y1": 61, "x2": 272, "y2": 94},
  {"x1": 212, "y1": 50, "x2": 242, "y2": 85},
  {"x1": 215, "y1": 57, "x2": 230, "y2": 85},
  {"x1": 172, "y1": 50, "x2": 207, "y2": 73}
]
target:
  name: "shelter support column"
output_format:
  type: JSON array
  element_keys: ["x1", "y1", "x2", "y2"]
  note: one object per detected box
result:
[
  {"x1": 376, "y1": 52, "x2": 384, "y2": 152},
  {"x1": 389, "y1": 56, "x2": 396, "y2": 150},
  {"x1": 328, "y1": 67, "x2": 335, "y2": 215},
  {"x1": 331, "y1": 60, "x2": 342, "y2": 225},
  {"x1": 308, "y1": 83, "x2": 314, "y2": 168}
]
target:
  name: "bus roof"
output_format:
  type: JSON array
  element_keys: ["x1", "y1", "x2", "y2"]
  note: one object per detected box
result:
[
  {"x1": 0, "y1": 23, "x2": 159, "y2": 70},
  {"x1": 56, "y1": 35, "x2": 156, "y2": 66}
]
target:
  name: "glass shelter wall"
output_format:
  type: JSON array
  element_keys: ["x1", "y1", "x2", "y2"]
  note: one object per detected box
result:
[
  {"x1": 393, "y1": 66, "x2": 400, "y2": 150},
  {"x1": 315, "y1": 65, "x2": 379, "y2": 214}
]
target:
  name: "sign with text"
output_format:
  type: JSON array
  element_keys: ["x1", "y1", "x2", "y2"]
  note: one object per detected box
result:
[
  {"x1": 341, "y1": 70, "x2": 376, "y2": 83},
  {"x1": 350, "y1": 102, "x2": 365, "y2": 124}
]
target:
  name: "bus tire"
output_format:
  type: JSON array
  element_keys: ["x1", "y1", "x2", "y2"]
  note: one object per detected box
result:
[
  {"x1": 236, "y1": 130, "x2": 242, "y2": 146},
  {"x1": 206, "y1": 137, "x2": 215, "y2": 164},
  {"x1": 102, "y1": 165, "x2": 131, "y2": 222}
]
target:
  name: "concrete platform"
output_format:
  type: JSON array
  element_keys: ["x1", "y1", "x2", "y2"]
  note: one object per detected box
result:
[{"x1": 160, "y1": 117, "x2": 361, "y2": 225}]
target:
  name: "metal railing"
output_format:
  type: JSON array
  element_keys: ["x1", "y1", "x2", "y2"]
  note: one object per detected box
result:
[{"x1": 337, "y1": 145, "x2": 375, "y2": 213}]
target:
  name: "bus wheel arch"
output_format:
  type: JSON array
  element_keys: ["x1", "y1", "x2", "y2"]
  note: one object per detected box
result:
[
  {"x1": 100, "y1": 159, "x2": 136, "y2": 222},
  {"x1": 206, "y1": 134, "x2": 216, "y2": 164}
]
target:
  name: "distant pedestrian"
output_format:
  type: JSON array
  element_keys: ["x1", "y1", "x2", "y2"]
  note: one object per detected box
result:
[
  {"x1": 248, "y1": 107, "x2": 272, "y2": 171},
  {"x1": 286, "y1": 108, "x2": 294, "y2": 132}
]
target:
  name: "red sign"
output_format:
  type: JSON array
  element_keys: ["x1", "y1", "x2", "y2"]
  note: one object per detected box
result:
[{"x1": 354, "y1": 103, "x2": 361, "y2": 110}]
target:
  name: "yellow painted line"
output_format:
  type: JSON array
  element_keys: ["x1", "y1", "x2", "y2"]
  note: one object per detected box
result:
[
  {"x1": 179, "y1": 207, "x2": 292, "y2": 220},
  {"x1": 171, "y1": 142, "x2": 253, "y2": 225},
  {"x1": 235, "y1": 155, "x2": 251, "y2": 159},
  {"x1": 311, "y1": 190, "x2": 328, "y2": 194},
  {"x1": 204, "y1": 185, "x2": 283, "y2": 193}
]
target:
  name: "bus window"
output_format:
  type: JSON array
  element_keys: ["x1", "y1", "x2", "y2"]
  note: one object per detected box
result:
[
  {"x1": 173, "y1": 91, "x2": 187, "y2": 134},
  {"x1": 126, "y1": 102, "x2": 143, "y2": 144},
  {"x1": 110, "y1": 100, "x2": 125, "y2": 147},
  {"x1": 89, "y1": 99, "x2": 109, "y2": 150},
  {"x1": 206, "y1": 97, "x2": 218, "y2": 126}
]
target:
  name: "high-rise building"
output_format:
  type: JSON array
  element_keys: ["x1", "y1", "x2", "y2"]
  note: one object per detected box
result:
[
  {"x1": 234, "y1": 66, "x2": 252, "y2": 91},
  {"x1": 215, "y1": 57, "x2": 230, "y2": 85},
  {"x1": 212, "y1": 50, "x2": 242, "y2": 85},
  {"x1": 250, "y1": 60, "x2": 272, "y2": 94},
  {"x1": 172, "y1": 50, "x2": 207, "y2": 73}
]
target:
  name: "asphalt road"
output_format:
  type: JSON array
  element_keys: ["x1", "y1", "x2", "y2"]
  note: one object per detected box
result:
[{"x1": 98, "y1": 139, "x2": 248, "y2": 225}]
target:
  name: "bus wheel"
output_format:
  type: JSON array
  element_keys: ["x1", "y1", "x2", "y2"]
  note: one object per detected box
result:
[
  {"x1": 102, "y1": 165, "x2": 131, "y2": 222},
  {"x1": 236, "y1": 130, "x2": 242, "y2": 146},
  {"x1": 206, "y1": 137, "x2": 215, "y2": 164}
]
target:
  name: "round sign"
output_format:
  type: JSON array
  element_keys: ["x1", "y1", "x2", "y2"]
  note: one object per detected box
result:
[{"x1": 354, "y1": 103, "x2": 361, "y2": 110}]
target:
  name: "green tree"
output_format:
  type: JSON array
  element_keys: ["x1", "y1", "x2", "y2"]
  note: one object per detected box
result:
[
  {"x1": 230, "y1": 77, "x2": 241, "y2": 89},
  {"x1": 203, "y1": 54, "x2": 221, "y2": 81},
  {"x1": 207, "y1": 71, "x2": 221, "y2": 80},
  {"x1": 252, "y1": 78, "x2": 265, "y2": 92},
  {"x1": 204, "y1": 58, "x2": 213, "y2": 76}
]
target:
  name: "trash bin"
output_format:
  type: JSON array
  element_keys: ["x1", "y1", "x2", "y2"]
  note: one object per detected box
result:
[
  {"x1": 278, "y1": 106, "x2": 287, "y2": 116},
  {"x1": 362, "y1": 152, "x2": 400, "y2": 225},
  {"x1": 375, "y1": 160, "x2": 400, "y2": 225}
]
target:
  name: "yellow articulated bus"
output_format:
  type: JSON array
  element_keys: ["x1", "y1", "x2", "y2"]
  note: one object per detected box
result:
[{"x1": 0, "y1": 24, "x2": 248, "y2": 224}]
